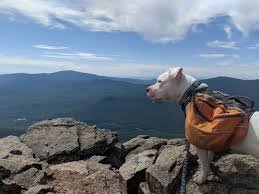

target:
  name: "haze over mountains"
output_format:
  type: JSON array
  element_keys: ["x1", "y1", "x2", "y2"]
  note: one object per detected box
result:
[{"x1": 0, "y1": 71, "x2": 258, "y2": 141}]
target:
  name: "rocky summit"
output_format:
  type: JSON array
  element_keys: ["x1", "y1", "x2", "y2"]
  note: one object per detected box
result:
[{"x1": 0, "y1": 118, "x2": 259, "y2": 194}]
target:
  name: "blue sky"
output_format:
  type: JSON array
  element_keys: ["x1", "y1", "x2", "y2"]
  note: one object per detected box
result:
[{"x1": 0, "y1": 1, "x2": 259, "y2": 79}]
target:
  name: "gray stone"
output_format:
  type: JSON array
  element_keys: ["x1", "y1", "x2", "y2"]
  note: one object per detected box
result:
[
  {"x1": 186, "y1": 154, "x2": 259, "y2": 194},
  {"x1": 123, "y1": 136, "x2": 147, "y2": 154},
  {"x1": 119, "y1": 149, "x2": 158, "y2": 194},
  {"x1": 21, "y1": 118, "x2": 118, "y2": 163},
  {"x1": 0, "y1": 179, "x2": 22, "y2": 194},
  {"x1": 145, "y1": 145, "x2": 186, "y2": 194},
  {"x1": 167, "y1": 138, "x2": 186, "y2": 146},
  {"x1": 0, "y1": 136, "x2": 34, "y2": 160},
  {"x1": 48, "y1": 159, "x2": 124, "y2": 194},
  {"x1": 0, "y1": 157, "x2": 42, "y2": 175},
  {"x1": 216, "y1": 154, "x2": 259, "y2": 188},
  {"x1": 138, "y1": 182, "x2": 152, "y2": 194},
  {"x1": 0, "y1": 136, "x2": 42, "y2": 176},
  {"x1": 77, "y1": 122, "x2": 118, "y2": 155},
  {"x1": 21, "y1": 118, "x2": 80, "y2": 161},
  {"x1": 123, "y1": 136, "x2": 167, "y2": 159},
  {"x1": 24, "y1": 185, "x2": 54, "y2": 194},
  {"x1": 11, "y1": 167, "x2": 47, "y2": 189}
]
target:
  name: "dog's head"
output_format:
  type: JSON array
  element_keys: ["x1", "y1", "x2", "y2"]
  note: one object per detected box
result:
[{"x1": 146, "y1": 67, "x2": 187, "y2": 102}]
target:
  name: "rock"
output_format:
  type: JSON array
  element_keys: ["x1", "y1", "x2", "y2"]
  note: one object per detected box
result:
[
  {"x1": 0, "y1": 179, "x2": 22, "y2": 194},
  {"x1": 167, "y1": 138, "x2": 186, "y2": 146},
  {"x1": 186, "y1": 154, "x2": 259, "y2": 194},
  {"x1": 1, "y1": 118, "x2": 259, "y2": 194},
  {"x1": 105, "y1": 145, "x2": 126, "y2": 168},
  {"x1": 21, "y1": 118, "x2": 118, "y2": 163},
  {"x1": 23, "y1": 185, "x2": 54, "y2": 194},
  {"x1": 216, "y1": 154, "x2": 259, "y2": 188},
  {"x1": 0, "y1": 136, "x2": 49, "y2": 193},
  {"x1": 87, "y1": 155, "x2": 107, "y2": 163},
  {"x1": 77, "y1": 122, "x2": 118, "y2": 155},
  {"x1": 0, "y1": 166, "x2": 11, "y2": 180},
  {"x1": 0, "y1": 136, "x2": 42, "y2": 175},
  {"x1": 187, "y1": 181, "x2": 228, "y2": 194},
  {"x1": 0, "y1": 136, "x2": 34, "y2": 159},
  {"x1": 21, "y1": 118, "x2": 80, "y2": 162},
  {"x1": 119, "y1": 149, "x2": 158, "y2": 194},
  {"x1": 122, "y1": 136, "x2": 148, "y2": 154},
  {"x1": 0, "y1": 157, "x2": 42, "y2": 175},
  {"x1": 48, "y1": 159, "x2": 124, "y2": 194},
  {"x1": 145, "y1": 145, "x2": 186, "y2": 194},
  {"x1": 123, "y1": 136, "x2": 167, "y2": 158},
  {"x1": 138, "y1": 182, "x2": 152, "y2": 194},
  {"x1": 11, "y1": 167, "x2": 47, "y2": 189}
]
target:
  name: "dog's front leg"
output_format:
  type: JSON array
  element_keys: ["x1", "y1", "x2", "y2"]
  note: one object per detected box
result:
[{"x1": 193, "y1": 147, "x2": 210, "y2": 184}]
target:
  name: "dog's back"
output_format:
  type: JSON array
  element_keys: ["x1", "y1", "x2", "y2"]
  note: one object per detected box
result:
[{"x1": 232, "y1": 112, "x2": 259, "y2": 158}]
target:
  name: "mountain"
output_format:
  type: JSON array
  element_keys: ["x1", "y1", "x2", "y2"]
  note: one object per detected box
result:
[{"x1": 0, "y1": 71, "x2": 258, "y2": 141}]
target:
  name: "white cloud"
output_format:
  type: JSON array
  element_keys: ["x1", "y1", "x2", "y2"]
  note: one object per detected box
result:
[
  {"x1": 206, "y1": 40, "x2": 239, "y2": 49},
  {"x1": 224, "y1": 26, "x2": 232, "y2": 39},
  {"x1": 0, "y1": 54, "x2": 258, "y2": 79},
  {"x1": 1, "y1": 1, "x2": 259, "y2": 42},
  {"x1": 248, "y1": 43, "x2": 259, "y2": 49},
  {"x1": 41, "y1": 52, "x2": 114, "y2": 61},
  {"x1": 33, "y1": 45, "x2": 69, "y2": 50},
  {"x1": 0, "y1": 54, "x2": 165, "y2": 78},
  {"x1": 198, "y1": 53, "x2": 240, "y2": 59},
  {"x1": 183, "y1": 64, "x2": 259, "y2": 79}
]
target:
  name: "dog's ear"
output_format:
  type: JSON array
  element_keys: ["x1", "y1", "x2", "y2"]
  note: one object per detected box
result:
[{"x1": 169, "y1": 67, "x2": 183, "y2": 79}]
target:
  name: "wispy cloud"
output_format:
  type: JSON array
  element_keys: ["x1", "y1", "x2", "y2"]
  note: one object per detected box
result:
[
  {"x1": 224, "y1": 26, "x2": 232, "y2": 39},
  {"x1": 42, "y1": 52, "x2": 115, "y2": 61},
  {"x1": 1, "y1": 1, "x2": 259, "y2": 43},
  {"x1": 0, "y1": 54, "x2": 165, "y2": 78},
  {"x1": 33, "y1": 44, "x2": 69, "y2": 50},
  {"x1": 0, "y1": 54, "x2": 259, "y2": 79},
  {"x1": 198, "y1": 53, "x2": 240, "y2": 59},
  {"x1": 247, "y1": 43, "x2": 259, "y2": 49},
  {"x1": 206, "y1": 40, "x2": 239, "y2": 49}
]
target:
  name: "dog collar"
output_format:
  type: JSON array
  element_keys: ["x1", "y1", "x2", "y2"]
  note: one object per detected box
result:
[{"x1": 179, "y1": 80, "x2": 208, "y2": 114}]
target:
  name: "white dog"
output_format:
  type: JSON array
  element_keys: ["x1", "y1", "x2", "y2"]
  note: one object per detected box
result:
[{"x1": 146, "y1": 67, "x2": 259, "y2": 184}]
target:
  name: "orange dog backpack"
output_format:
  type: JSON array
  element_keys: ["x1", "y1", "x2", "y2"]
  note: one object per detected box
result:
[{"x1": 185, "y1": 91, "x2": 255, "y2": 151}]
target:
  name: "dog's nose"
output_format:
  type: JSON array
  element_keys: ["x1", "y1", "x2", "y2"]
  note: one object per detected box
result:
[{"x1": 146, "y1": 87, "x2": 150, "y2": 92}]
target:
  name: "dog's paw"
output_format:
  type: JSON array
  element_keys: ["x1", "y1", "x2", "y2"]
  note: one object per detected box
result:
[{"x1": 193, "y1": 174, "x2": 207, "y2": 184}]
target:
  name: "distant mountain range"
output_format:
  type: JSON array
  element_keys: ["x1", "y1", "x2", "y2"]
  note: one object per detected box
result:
[{"x1": 0, "y1": 71, "x2": 258, "y2": 141}]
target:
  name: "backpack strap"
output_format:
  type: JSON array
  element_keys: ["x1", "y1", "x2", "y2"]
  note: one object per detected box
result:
[{"x1": 179, "y1": 81, "x2": 208, "y2": 115}]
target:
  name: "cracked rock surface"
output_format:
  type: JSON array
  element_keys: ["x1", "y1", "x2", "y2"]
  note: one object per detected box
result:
[
  {"x1": 48, "y1": 157, "x2": 124, "y2": 194},
  {"x1": 21, "y1": 118, "x2": 118, "y2": 163},
  {"x1": 0, "y1": 118, "x2": 259, "y2": 194}
]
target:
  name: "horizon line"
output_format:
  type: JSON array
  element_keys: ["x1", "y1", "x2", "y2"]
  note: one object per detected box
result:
[{"x1": 0, "y1": 70, "x2": 258, "y2": 81}]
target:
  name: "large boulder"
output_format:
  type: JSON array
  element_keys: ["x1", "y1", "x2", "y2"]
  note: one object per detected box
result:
[
  {"x1": 119, "y1": 149, "x2": 158, "y2": 194},
  {"x1": 48, "y1": 156, "x2": 124, "y2": 194},
  {"x1": 145, "y1": 144, "x2": 186, "y2": 194},
  {"x1": 186, "y1": 154, "x2": 259, "y2": 194},
  {"x1": 21, "y1": 118, "x2": 118, "y2": 163}
]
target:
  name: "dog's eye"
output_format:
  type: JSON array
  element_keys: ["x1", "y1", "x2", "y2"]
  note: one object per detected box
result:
[{"x1": 157, "y1": 80, "x2": 162, "y2": 83}]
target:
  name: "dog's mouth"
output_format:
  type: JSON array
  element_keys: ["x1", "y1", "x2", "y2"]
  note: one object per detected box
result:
[{"x1": 147, "y1": 93, "x2": 161, "y2": 101}]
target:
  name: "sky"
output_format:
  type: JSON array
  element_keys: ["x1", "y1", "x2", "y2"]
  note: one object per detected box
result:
[{"x1": 0, "y1": 0, "x2": 259, "y2": 79}]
